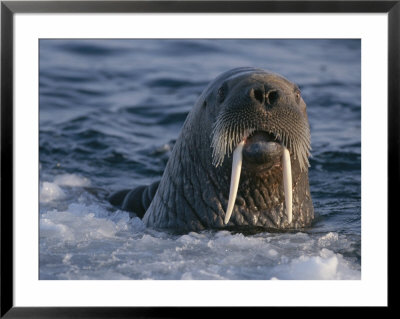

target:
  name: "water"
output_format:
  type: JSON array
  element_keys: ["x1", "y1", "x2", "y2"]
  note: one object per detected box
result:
[{"x1": 39, "y1": 39, "x2": 361, "y2": 280}]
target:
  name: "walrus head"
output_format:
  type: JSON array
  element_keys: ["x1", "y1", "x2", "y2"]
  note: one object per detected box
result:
[{"x1": 143, "y1": 67, "x2": 314, "y2": 232}]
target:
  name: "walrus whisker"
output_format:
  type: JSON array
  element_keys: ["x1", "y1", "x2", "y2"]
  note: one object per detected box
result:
[
  {"x1": 282, "y1": 147, "x2": 293, "y2": 224},
  {"x1": 211, "y1": 115, "x2": 256, "y2": 167},
  {"x1": 224, "y1": 140, "x2": 245, "y2": 224}
]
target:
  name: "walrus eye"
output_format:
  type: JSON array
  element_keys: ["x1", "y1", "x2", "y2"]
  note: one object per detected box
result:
[
  {"x1": 295, "y1": 90, "x2": 301, "y2": 104},
  {"x1": 217, "y1": 86, "x2": 226, "y2": 103}
]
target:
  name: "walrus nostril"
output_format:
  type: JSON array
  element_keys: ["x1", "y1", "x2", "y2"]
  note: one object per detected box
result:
[
  {"x1": 252, "y1": 88, "x2": 265, "y2": 104},
  {"x1": 266, "y1": 90, "x2": 279, "y2": 105}
]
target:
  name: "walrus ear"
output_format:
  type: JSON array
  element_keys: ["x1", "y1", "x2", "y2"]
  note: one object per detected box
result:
[
  {"x1": 295, "y1": 90, "x2": 307, "y2": 115},
  {"x1": 300, "y1": 97, "x2": 307, "y2": 109},
  {"x1": 300, "y1": 100, "x2": 308, "y2": 119}
]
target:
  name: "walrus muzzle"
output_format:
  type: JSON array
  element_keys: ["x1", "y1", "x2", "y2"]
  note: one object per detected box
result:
[{"x1": 211, "y1": 84, "x2": 311, "y2": 225}]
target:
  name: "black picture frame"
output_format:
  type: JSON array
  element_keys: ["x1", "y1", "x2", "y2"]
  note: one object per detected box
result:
[{"x1": 1, "y1": 1, "x2": 395, "y2": 317}]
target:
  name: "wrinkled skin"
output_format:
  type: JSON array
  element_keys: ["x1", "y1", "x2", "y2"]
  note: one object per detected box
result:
[{"x1": 111, "y1": 68, "x2": 314, "y2": 233}]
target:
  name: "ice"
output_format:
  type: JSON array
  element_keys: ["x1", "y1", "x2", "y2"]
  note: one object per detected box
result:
[
  {"x1": 269, "y1": 248, "x2": 359, "y2": 280},
  {"x1": 39, "y1": 174, "x2": 91, "y2": 204},
  {"x1": 40, "y1": 182, "x2": 66, "y2": 203},
  {"x1": 40, "y1": 189, "x2": 360, "y2": 280},
  {"x1": 41, "y1": 208, "x2": 121, "y2": 242},
  {"x1": 54, "y1": 173, "x2": 91, "y2": 187}
]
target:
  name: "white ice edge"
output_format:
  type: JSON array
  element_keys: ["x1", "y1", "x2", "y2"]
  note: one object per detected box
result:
[
  {"x1": 224, "y1": 140, "x2": 245, "y2": 225},
  {"x1": 282, "y1": 147, "x2": 292, "y2": 224}
]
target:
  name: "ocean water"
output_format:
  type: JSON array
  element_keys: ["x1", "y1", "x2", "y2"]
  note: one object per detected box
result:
[{"x1": 39, "y1": 39, "x2": 361, "y2": 280}]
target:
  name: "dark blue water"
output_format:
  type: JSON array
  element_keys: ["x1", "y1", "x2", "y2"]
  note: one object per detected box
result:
[{"x1": 39, "y1": 39, "x2": 361, "y2": 280}]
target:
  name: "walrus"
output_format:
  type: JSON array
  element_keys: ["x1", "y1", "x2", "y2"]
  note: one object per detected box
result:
[{"x1": 109, "y1": 67, "x2": 314, "y2": 233}]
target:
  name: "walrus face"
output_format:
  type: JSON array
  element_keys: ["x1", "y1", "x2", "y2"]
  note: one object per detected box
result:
[{"x1": 207, "y1": 68, "x2": 311, "y2": 226}]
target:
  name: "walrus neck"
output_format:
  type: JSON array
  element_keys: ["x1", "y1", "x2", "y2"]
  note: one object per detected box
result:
[{"x1": 143, "y1": 136, "x2": 228, "y2": 232}]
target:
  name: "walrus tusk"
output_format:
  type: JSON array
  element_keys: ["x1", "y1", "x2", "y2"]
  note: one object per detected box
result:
[
  {"x1": 225, "y1": 142, "x2": 293, "y2": 225},
  {"x1": 224, "y1": 140, "x2": 245, "y2": 224},
  {"x1": 282, "y1": 147, "x2": 292, "y2": 224}
]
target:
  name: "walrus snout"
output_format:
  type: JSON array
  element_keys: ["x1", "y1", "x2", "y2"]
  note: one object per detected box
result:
[{"x1": 211, "y1": 73, "x2": 311, "y2": 171}]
